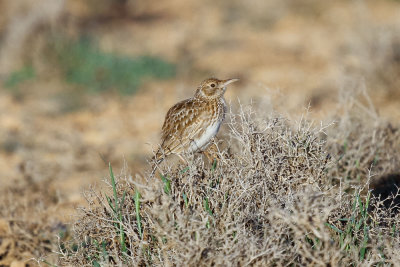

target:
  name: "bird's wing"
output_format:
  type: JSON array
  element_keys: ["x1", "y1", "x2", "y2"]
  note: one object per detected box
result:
[{"x1": 158, "y1": 98, "x2": 207, "y2": 156}]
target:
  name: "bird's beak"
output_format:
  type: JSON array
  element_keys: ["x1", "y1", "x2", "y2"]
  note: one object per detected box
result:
[{"x1": 222, "y1": 78, "x2": 239, "y2": 87}]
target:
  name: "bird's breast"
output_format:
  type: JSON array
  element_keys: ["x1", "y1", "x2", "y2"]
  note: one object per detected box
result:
[
  {"x1": 188, "y1": 98, "x2": 226, "y2": 152},
  {"x1": 189, "y1": 120, "x2": 222, "y2": 152}
]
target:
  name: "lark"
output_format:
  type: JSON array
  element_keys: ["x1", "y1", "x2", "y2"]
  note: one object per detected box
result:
[{"x1": 154, "y1": 77, "x2": 239, "y2": 164}]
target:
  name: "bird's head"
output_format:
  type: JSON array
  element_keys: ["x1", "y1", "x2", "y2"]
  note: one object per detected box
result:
[{"x1": 195, "y1": 77, "x2": 239, "y2": 100}]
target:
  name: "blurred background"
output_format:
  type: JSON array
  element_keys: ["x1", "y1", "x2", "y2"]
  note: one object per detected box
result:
[{"x1": 0, "y1": 0, "x2": 399, "y2": 253}]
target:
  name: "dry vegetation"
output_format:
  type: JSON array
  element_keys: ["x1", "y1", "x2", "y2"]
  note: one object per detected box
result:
[
  {"x1": 1, "y1": 0, "x2": 400, "y2": 266},
  {"x1": 0, "y1": 175, "x2": 63, "y2": 266},
  {"x1": 58, "y1": 90, "x2": 400, "y2": 266}
]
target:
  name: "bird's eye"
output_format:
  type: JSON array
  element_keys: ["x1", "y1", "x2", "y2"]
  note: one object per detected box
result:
[{"x1": 210, "y1": 83, "x2": 216, "y2": 88}]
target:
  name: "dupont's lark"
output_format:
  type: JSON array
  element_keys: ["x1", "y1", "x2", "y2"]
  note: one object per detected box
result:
[{"x1": 154, "y1": 77, "x2": 239, "y2": 165}]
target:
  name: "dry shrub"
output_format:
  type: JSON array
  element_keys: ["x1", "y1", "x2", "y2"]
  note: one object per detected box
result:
[
  {"x1": 327, "y1": 83, "x2": 400, "y2": 188},
  {"x1": 60, "y1": 98, "x2": 400, "y2": 266},
  {"x1": 0, "y1": 174, "x2": 64, "y2": 266}
]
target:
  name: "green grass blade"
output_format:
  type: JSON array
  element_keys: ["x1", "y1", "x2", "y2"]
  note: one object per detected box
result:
[
  {"x1": 135, "y1": 189, "x2": 143, "y2": 239},
  {"x1": 106, "y1": 196, "x2": 116, "y2": 214},
  {"x1": 180, "y1": 167, "x2": 189, "y2": 174},
  {"x1": 101, "y1": 241, "x2": 108, "y2": 261},
  {"x1": 160, "y1": 174, "x2": 171, "y2": 195},
  {"x1": 355, "y1": 218, "x2": 364, "y2": 232},
  {"x1": 211, "y1": 159, "x2": 217, "y2": 171},
  {"x1": 109, "y1": 163, "x2": 119, "y2": 214},
  {"x1": 360, "y1": 226, "x2": 369, "y2": 260},
  {"x1": 182, "y1": 192, "x2": 188, "y2": 208},
  {"x1": 325, "y1": 222, "x2": 343, "y2": 234},
  {"x1": 203, "y1": 197, "x2": 213, "y2": 216},
  {"x1": 108, "y1": 163, "x2": 127, "y2": 254},
  {"x1": 119, "y1": 222, "x2": 127, "y2": 254}
]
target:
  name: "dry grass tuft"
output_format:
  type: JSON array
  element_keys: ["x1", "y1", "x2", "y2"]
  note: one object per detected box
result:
[
  {"x1": 0, "y1": 175, "x2": 64, "y2": 266},
  {"x1": 326, "y1": 84, "x2": 400, "y2": 190},
  {"x1": 60, "y1": 96, "x2": 400, "y2": 266}
]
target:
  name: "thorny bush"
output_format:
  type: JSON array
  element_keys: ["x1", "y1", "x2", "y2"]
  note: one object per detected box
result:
[{"x1": 60, "y1": 100, "x2": 400, "y2": 266}]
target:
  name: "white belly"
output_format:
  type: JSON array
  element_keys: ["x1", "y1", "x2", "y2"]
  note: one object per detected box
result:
[{"x1": 189, "y1": 121, "x2": 221, "y2": 152}]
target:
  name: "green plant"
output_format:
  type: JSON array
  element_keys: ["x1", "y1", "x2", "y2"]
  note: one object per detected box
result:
[
  {"x1": 3, "y1": 65, "x2": 36, "y2": 100},
  {"x1": 134, "y1": 189, "x2": 143, "y2": 239},
  {"x1": 4, "y1": 65, "x2": 36, "y2": 89},
  {"x1": 160, "y1": 174, "x2": 171, "y2": 195},
  {"x1": 106, "y1": 163, "x2": 127, "y2": 255},
  {"x1": 325, "y1": 191, "x2": 372, "y2": 261},
  {"x1": 55, "y1": 37, "x2": 176, "y2": 94}
]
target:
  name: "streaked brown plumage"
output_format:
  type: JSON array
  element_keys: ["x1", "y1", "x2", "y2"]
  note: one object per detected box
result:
[{"x1": 155, "y1": 77, "x2": 239, "y2": 162}]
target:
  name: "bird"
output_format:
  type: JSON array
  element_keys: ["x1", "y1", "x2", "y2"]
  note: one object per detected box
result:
[{"x1": 153, "y1": 77, "x2": 239, "y2": 167}]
